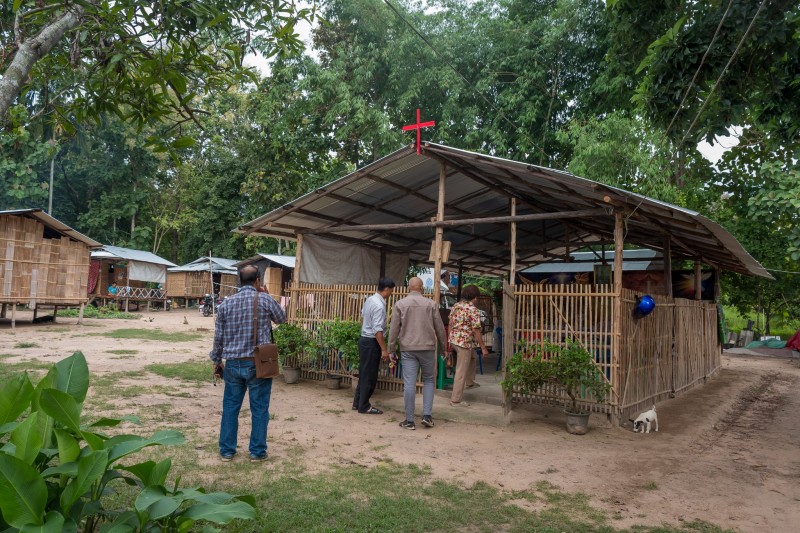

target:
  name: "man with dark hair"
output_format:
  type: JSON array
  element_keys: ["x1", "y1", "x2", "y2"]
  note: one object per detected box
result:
[
  {"x1": 210, "y1": 265, "x2": 286, "y2": 462},
  {"x1": 352, "y1": 277, "x2": 395, "y2": 414}
]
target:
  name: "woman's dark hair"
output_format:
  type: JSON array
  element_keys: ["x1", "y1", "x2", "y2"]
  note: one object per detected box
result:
[
  {"x1": 461, "y1": 284, "x2": 480, "y2": 301},
  {"x1": 378, "y1": 277, "x2": 396, "y2": 291},
  {"x1": 239, "y1": 265, "x2": 260, "y2": 285}
]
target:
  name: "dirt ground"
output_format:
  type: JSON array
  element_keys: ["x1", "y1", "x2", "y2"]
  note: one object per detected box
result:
[{"x1": 2, "y1": 309, "x2": 799, "y2": 532}]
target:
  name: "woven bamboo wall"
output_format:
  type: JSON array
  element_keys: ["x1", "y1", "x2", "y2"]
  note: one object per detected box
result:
[
  {"x1": 165, "y1": 272, "x2": 186, "y2": 297},
  {"x1": 219, "y1": 274, "x2": 238, "y2": 298},
  {"x1": 618, "y1": 288, "x2": 721, "y2": 420},
  {"x1": 285, "y1": 283, "x2": 429, "y2": 390},
  {"x1": 509, "y1": 283, "x2": 616, "y2": 414},
  {"x1": 0, "y1": 214, "x2": 90, "y2": 306}
]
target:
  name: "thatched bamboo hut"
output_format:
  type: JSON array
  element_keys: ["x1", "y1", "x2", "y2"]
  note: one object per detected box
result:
[
  {"x1": 0, "y1": 209, "x2": 100, "y2": 328},
  {"x1": 235, "y1": 142, "x2": 770, "y2": 423},
  {"x1": 89, "y1": 245, "x2": 176, "y2": 311}
]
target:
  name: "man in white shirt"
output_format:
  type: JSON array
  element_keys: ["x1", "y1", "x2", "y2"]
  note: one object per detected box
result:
[{"x1": 352, "y1": 277, "x2": 395, "y2": 414}]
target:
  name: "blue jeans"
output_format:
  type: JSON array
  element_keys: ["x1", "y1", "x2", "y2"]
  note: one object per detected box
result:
[{"x1": 219, "y1": 359, "x2": 272, "y2": 458}]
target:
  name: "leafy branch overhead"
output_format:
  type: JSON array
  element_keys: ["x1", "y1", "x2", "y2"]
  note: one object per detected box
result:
[{"x1": 0, "y1": 0, "x2": 317, "y2": 139}]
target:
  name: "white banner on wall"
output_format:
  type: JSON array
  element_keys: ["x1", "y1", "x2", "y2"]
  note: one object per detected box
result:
[
  {"x1": 128, "y1": 260, "x2": 167, "y2": 283},
  {"x1": 300, "y1": 235, "x2": 409, "y2": 285}
]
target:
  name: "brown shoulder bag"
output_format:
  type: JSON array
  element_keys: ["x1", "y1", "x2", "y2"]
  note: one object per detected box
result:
[{"x1": 253, "y1": 292, "x2": 280, "y2": 379}]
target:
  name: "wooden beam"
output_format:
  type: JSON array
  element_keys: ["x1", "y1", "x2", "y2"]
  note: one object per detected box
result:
[
  {"x1": 434, "y1": 163, "x2": 447, "y2": 305},
  {"x1": 292, "y1": 233, "x2": 304, "y2": 290},
  {"x1": 301, "y1": 209, "x2": 608, "y2": 235},
  {"x1": 664, "y1": 237, "x2": 673, "y2": 297},
  {"x1": 612, "y1": 211, "x2": 624, "y2": 421},
  {"x1": 509, "y1": 198, "x2": 517, "y2": 283},
  {"x1": 694, "y1": 260, "x2": 702, "y2": 300}
]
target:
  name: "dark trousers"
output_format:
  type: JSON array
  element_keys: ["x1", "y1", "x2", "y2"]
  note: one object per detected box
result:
[{"x1": 353, "y1": 336, "x2": 381, "y2": 412}]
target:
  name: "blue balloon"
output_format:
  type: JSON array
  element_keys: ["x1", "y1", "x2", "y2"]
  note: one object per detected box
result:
[{"x1": 635, "y1": 295, "x2": 656, "y2": 317}]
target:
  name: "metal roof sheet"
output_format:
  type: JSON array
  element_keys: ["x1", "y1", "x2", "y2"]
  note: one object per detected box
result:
[
  {"x1": 168, "y1": 257, "x2": 240, "y2": 273},
  {"x1": 236, "y1": 143, "x2": 770, "y2": 279},
  {"x1": 0, "y1": 209, "x2": 101, "y2": 247},
  {"x1": 92, "y1": 245, "x2": 177, "y2": 267},
  {"x1": 235, "y1": 254, "x2": 296, "y2": 269}
]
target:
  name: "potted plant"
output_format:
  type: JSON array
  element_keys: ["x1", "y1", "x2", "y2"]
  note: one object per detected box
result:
[
  {"x1": 502, "y1": 339, "x2": 611, "y2": 434},
  {"x1": 273, "y1": 322, "x2": 308, "y2": 384},
  {"x1": 319, "y1": 318, "x2": 362, "y2": 390}
]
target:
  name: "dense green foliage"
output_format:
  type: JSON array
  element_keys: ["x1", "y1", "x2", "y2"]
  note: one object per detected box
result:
[
  {"x1": 273, "y1": 322, "x2": 311, "y2": 366},
  {"x1": 0, "y1": 352, "x2": 255, "y2": 531},
  {"x1": 319, "y1": 319, "x2": 362, "y2": 373},
  {"x1": 2, "y1": 0, "x2": 798, "y2": 327}
]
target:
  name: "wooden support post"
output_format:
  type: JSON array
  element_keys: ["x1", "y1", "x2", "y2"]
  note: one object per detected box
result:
[
  {"x1": 292, "y1": 233, "x2": 304, "y2": 290},
  {"x1": 456, "y1": 262, "x2": 464, "y2": 300},
  {"x1": 125, "y1": 298, "x2": 129, "y2": 313},
  {"x1": 11, "y1": 303, "x2": 16, "y2": 330},
  {"x1": 694, "y1": 261, "x2": 702, "y2": 300},
  {"x1": 611, "y1": 211, "x2": 624, "y2": 425},
  {"x1": 78, "y1": 303, "x2": 85, "y2": 325},
  {"x1": 509, "y1": 199, "x2": 517, "y2": 283},
  {"x1": 663, "y1": 238, "x2": 673, "y2": 297},
  {"x1": 433, "y1": 163, "x2": 446, "y2": 306},
  {"x1": 32, "y1": 305, "x2": 38, "y2": 321},
  {"x1": 53, "y1": 306, "x2": 58, "y2": 323},
  {"x1": 502, "y1": 281, "x2": 516, "y2": 421},
  {"x1": 0, "y1": 303, "x2": 6, "y2": 318}
]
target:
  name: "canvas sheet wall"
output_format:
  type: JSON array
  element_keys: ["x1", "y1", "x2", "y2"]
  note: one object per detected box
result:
[{"x1": 300, "y1": 236, "x2": 409, "y2": 285}]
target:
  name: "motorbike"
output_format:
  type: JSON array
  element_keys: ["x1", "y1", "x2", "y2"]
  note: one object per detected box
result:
[{"x1": 201, "y1": 294, "x2": 214, "y2": 317}]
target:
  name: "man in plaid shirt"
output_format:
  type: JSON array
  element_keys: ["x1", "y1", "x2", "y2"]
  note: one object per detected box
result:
[{"x1": 210, "y1": 265, "x2": 286, "y2": 462}]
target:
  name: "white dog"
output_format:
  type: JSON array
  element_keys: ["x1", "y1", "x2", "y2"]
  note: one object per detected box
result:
[{"x1": 630, "y1": 405, "x2": 658, "y2": 433}]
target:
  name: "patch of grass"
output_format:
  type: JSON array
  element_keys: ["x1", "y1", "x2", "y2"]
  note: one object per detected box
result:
[
  {"x1": 285, "y1": 416, "x2": 296, "y2": 422},
  {"x1": 92, "y1": 328, "x2": 202, "y2": 342},
  {"x1": 59, "y1": 306, "x2": 140, "y2": 320},
  {"x1": 14, "y1": 342, "x2": 39, "y2": 348},
  {"x1": 106, "y1": 349, "x2": 140, "y2": 355},
  {"x1": 324, "y1": 408, "x2": 345, "y2": 416},
  {"x1": 146, "y1": 361, "x2": 212, "y2": 383},
  {"x1": 643, "y1": 481, "x2": 659, "y2": 490},
  {"x1": 0, "y1": 359, "x2": 52, "y2": 381}
]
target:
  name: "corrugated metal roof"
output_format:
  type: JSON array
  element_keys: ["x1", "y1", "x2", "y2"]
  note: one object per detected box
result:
[
  {"x1": 0, "y1": 209, "x2": 101, "y2": 247},
  {"x1": 523, "y1": 249, "x2": 661, "y2": 274},
  {"x1": 92, "y1": 245, "x2": 176, "y2": 267},
  {"x1": 168, "y1": 257, "x2": 240, "y2": 273},
  {"x1": 236, "y1": 143, "x2": 770, "y2": 279},
  {"x1": 235, "y1": 254, "x2": 296, "y2": 269}
]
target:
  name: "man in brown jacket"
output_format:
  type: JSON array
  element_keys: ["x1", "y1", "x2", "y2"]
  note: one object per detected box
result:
[{"x1": 388, "y1": 277, "x2": 447, "y2": 430}]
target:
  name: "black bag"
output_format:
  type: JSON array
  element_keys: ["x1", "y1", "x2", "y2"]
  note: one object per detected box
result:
[{"x1": 253, "y1": 293, "x2": 279, "y2": 379}]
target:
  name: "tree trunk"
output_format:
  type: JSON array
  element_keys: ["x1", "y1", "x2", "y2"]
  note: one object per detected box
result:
[{"x1": 0, "y1": 5, "x2": 85, "y2": 119}]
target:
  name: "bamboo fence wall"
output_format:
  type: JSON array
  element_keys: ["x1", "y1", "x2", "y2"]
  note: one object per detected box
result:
[
  {"x1": 508, "y1": 283, "x2": 616, "y2": 414},
  {"x1": 618, "y1": 288, "x2": 720, "y2": 419},
  {"x1": 0, "y1": 214, "x2": 90, "y2": 306},
  {"x1": 285, "y1": 283, "x2": 431, "y2": 391},
  {"x1": 165, "y1": 272, "x2": 238, "y2": 299},
  {"x1": 507, "y1": 285, "x2": 721, "y2": 420}
]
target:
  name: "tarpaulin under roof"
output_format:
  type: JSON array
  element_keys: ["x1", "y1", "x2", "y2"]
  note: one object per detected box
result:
[{"x1": 237, "y1": 143, "x2": 770, "y2": 279}]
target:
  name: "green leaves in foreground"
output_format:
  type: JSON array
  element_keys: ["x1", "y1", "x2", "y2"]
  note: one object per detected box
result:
[{"x1": 0, "y1": 351, "x2": 256, "y2": 532}]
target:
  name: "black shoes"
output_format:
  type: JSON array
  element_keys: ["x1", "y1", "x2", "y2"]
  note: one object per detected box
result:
[
  {"x1": 399, "y1": 420, "x2": 416, "y2": 430},
  {"x1": 421, "y1": 415, "x2": 434, "y2": 428}
]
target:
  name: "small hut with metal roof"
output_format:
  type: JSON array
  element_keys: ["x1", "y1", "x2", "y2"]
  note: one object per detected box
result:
[
  {"x1": 166, "y1": 257, "x2": 240, "y2": 306},
  {"x1": 236, "y1": 142, "x2": 769, "y2": 423},
  {"x1": 0, "y1": 209, "x2": 100, "y2": 327},
  {"x1": 89, "y1": 245, "x2": 176, "y2": 311},
  {"x1": 234, "y1": 253, "x2": 296, "y2": 298}
]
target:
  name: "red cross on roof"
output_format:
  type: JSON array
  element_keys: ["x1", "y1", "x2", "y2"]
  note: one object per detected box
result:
[{"x1": 402, "y1": 108, "x2": 436, "y2": 155}]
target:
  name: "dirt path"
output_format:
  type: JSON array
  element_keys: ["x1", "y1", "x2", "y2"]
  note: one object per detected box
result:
[{"x1": 2, "y1": 310, "x2": 798, "y2": 532}]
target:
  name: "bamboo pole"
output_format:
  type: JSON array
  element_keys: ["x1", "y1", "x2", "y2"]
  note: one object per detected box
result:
[
  {"x1": 611, "y1": 211, "x2": 624, "y2": 423},
  {"x1": 694, "y1": 261, "x2": 702, "y2": 300},
  {"x1": 302, "y1": 208, "x2": 608, "y2": 234},
  {"x1": 11, "y1": 303, "x2": 16, "y2": 330},
  {"x1": 208, "y1": 252, "x2": 215, "y2": 320},
  {"x1": 509, "y1": 198, "x2": 517, "y2": 283},
  {"x1": 663, "y1": 237, "x2": 672, "y2": 297},
  {"x1": 433, "y1": 163, "x2": 446, "y2": 306}
]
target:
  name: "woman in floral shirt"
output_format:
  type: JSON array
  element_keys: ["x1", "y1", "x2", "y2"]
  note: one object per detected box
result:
[{"x1": 447, "y1": 285, "x2": 489, "y2": 406}]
